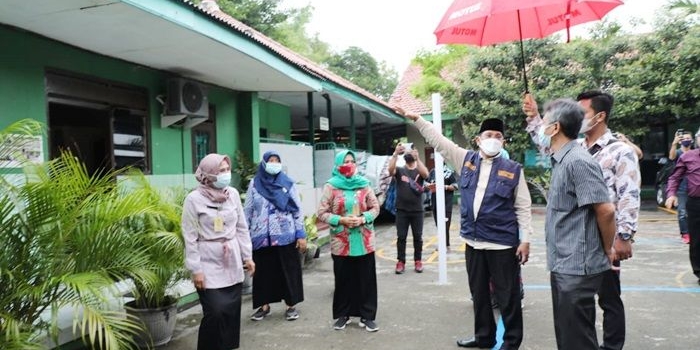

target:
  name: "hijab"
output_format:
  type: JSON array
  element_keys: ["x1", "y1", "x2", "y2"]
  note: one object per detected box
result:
[
  {"x1": 253, "y1": 151, "x2": 299, "y2": 212},
  {"x1": 327, "y1": 150, "x2": 370, "y2": 190},
  {"x1": 195, "y1": 153, "x2": 231, "y2": 203}
]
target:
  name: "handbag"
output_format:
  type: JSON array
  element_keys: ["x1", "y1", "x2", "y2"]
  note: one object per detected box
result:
[{"x1": 383, "y1": 179, "x2": 397, "y2": 216}]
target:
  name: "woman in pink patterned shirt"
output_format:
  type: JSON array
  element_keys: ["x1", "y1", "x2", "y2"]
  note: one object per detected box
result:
[{"x1": 317, "y1": 150, "x2": 380, "y2": 332}]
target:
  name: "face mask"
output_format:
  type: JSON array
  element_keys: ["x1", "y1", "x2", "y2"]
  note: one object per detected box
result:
[
  {"x1": 265, "y1": 162, "x2": 282, "y2": 175},
  {"x1": 478, "y1": 137, "x2": 503, "y2": 157},
  {"x1": 681, "y1": 140, "x2": 693, "y2": 148},
  {"x1": 538, "y1": 125, "x2": 553, "y2": 149},
  {"x1": 338, "y1": 163, "x2": 356, "y2": 178},
  {"x1": 404, "y1": 154, "x2": 415, "y2": 163},
  {"x1": 212, "y1": 172, "x2": 231, "y2": 189},
  {"x1": 579, "y1": 114, "x2": 600, "y2": 134}
]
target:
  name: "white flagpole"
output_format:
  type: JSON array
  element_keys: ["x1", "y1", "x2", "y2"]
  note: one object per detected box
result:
[{"x1": 432, "y1": 93, "x2": 448, "y2": 285}]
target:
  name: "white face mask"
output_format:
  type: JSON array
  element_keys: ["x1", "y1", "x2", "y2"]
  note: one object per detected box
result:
[
  {"x1": 537, "y1": 123, "x2": 555, "y2": 150},
  {"x1": 478, "y1": 138, "x2": 503, "y2": 157},
  {"x1": 265, "y1": 162, "x2": 283, "y2": 175},
  {"x1": 213, "y1": 172, "x2": 231, "y2": 189},
  {"x1": 579, "y1": 114, "x2": 600, "y2": 134}
]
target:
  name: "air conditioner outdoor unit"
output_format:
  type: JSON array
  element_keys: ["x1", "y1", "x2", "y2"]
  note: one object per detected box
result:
[{"x1": 162, "y1": 78, "x2": 209, "y2": 128}]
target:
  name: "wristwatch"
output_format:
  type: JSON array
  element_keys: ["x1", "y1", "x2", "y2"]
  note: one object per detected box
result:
[{"x1": 618, "y1": 232, "x2": 634, "y2": 241}]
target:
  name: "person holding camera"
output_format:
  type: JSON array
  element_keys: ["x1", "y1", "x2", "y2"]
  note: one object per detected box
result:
[
  {"x1": 388, "y1": 142, "x2": 429, "y2": 274},
  {"x1": 669, "y1": 130, "x2": 693, "y2": 244}
]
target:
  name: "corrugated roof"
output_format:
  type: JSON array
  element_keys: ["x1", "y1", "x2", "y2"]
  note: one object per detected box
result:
[{"x1": 189, "y1": 0, "x2": 396, "y2": 112}]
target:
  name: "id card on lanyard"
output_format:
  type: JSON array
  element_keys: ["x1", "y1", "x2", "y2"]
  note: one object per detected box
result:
[{"x1": 208, "y1": 205, "x2": 225, "y2": 232}]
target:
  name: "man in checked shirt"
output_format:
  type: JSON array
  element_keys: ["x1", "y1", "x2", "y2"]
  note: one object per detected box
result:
[{"x1": 523, "y1": 90, "x2": 640, "y2": 350}]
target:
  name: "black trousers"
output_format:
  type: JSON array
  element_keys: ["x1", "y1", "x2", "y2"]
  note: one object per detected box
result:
[
  {"x1": 431, "y1": 200, "x2": 453, "y2": 247},
  {"x1": 252, "y1": 244, "x2": 304, "y2": 309},
  {"x1": 332, "y1": 253, "x2": 378, "y2": 320},
  {"x1": 550, "y1": 272, "x2": 604, "y2": 350},
  {"x1": 465, "y1": 245, "x2": 523, "y2": 349},
  {"x1": 598, "y1": 261, "x2": 625, "y2": 350},
  {"x1": 197, "y1": 284, "x2": 242, "y2": 350},
  {"x1": 396, "y1": 209, "x2": 424, "y2": 262},
  {"x1": 685, "y1": 197, "x2": 700, "y2": 279}
]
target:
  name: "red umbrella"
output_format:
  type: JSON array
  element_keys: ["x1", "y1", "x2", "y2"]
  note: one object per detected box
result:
[{"x1": 434, "y1": 0, "x2": 624, "y2": 91}]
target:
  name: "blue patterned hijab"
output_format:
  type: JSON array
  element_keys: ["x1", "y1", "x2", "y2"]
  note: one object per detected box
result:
[{"x1": 253, "y1": 151, "x2": 299, "y2": 213}]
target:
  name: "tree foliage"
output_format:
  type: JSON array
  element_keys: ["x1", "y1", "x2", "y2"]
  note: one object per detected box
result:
[
  {"x1": 212, "y1": 0, "x2": 398, "y2": 101},
  {"x1": 216, "y1": 0, "x2": 300, "y2": 39},
  {"x1": 325, "y1": 46, "x2": 398, "y2": 100},
  {"x1": 411, "y1": 9, "x2": 700, "y2": 163}
]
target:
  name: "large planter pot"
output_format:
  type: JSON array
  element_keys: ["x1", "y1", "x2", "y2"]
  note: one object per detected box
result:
[{"x1": 124, "y1": 297, "x2": 178, "y2": 348}]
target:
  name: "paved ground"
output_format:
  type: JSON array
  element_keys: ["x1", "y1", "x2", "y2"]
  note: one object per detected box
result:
[{"x1": 161, "y1": 202, "x2": 700, "y2": 350}]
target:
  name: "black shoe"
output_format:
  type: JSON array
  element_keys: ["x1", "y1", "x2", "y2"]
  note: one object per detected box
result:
[
  {"x1": 456, "y1": 337, "x2": 495, "y2": 348},
  {"x1": 333, "y1": 316, "x2": 351, "y2": 330},
  {"x1": 250, "y1": 306, "x2": 270, "y2": 321},
  {"x1": 358, "y1": 318, "x2": 379, "y2": 332}
]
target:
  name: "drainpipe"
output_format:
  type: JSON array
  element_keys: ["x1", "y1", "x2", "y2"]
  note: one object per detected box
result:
[
  {"x1": 363, "y1": 111, "x2": 372, "y2": 153},
  {"x1": 307, "y1": 92, "x2": 314, "y2": 145},
  {"x1": 322, "y1": 93, "x2": 332, "y2": 143},
  {"x1": 349, "y1": 104, "x2": 356, "y2": 149}
]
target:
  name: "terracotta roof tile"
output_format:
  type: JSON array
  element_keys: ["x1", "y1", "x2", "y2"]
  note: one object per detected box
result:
[{"x1": 388, "y1": 64, "x2": 432, "y2": 115}]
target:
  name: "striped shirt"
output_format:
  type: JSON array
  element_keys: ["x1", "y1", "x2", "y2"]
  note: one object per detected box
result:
[{"x1": 547, "y1": 141, "x2": 611, "y2": 275}]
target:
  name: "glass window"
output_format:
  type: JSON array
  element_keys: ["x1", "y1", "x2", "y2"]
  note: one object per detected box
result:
[{"x1": 112, "y1": 109, "x2": 148, "y2": 172}]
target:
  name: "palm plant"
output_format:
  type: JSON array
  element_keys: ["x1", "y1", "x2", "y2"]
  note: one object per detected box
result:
[
  {"x1": 0, "y1": 120, "x2": 184, "y2": 349},
  {"x1": 122, "y1": 175, "x2": 187, "y2": 309}
]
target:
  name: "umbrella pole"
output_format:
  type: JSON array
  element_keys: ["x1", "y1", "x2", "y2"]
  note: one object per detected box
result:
[{"x1": 517, "y1": 10, "x2": 529, "y2": 93}]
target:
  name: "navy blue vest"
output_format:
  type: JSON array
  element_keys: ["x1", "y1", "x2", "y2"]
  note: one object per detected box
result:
[{"x1": 459, "y1": 151, "x2": 521, "y2": 246}]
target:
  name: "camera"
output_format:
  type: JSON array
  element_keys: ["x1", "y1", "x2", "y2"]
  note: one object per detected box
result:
[{"x1": 403, "y1": 142, "x2": 413, "y2": 152}]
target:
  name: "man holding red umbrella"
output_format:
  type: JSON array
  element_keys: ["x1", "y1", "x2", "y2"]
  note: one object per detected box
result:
[{"x1": 523, "y1": 91, "x2": 639, "y2": 350}]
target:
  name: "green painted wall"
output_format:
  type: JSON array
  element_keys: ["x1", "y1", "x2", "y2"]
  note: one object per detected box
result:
[
  {"x1": 259, "y1": 99, "x2": 291, "y2": 139},
  {"x1": 236, "y1": 92, "x2": 260, "y2": 162},
  {"x1": 0, "y1": 26, "x2": 247, "y2": 175}
]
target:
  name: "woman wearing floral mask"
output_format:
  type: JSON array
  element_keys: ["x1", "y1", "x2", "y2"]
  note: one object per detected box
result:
[
  {"x1": 244, "y1": 151, "x2": 306, "y2": 322},
  {"x1": 182, "y1": 153, "x2": 255, "y2": 350},
  {"x1": 317, "y1": 150, "x2": 381, "y2": 332}
]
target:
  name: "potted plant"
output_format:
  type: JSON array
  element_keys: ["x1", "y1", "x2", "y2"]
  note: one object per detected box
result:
[
  {"x1": 301, "y1": 214, "x2": 321, "y2": 266},
  {"x1": 121, "y1": 177, "x2": 188, "y2": 348},
  {"x1": 0, "y1": 121, "x2": 179, "y2": 350}
]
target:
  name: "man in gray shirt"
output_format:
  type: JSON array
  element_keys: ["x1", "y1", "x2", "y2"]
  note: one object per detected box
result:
[{"x1": 537, "y1": 99, "x2": 617, "y2": 350}]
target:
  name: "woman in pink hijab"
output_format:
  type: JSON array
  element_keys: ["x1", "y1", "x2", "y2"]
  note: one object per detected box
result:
[{"x1": 182, "y1": 153, "x2": 255, "y2": 350}]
